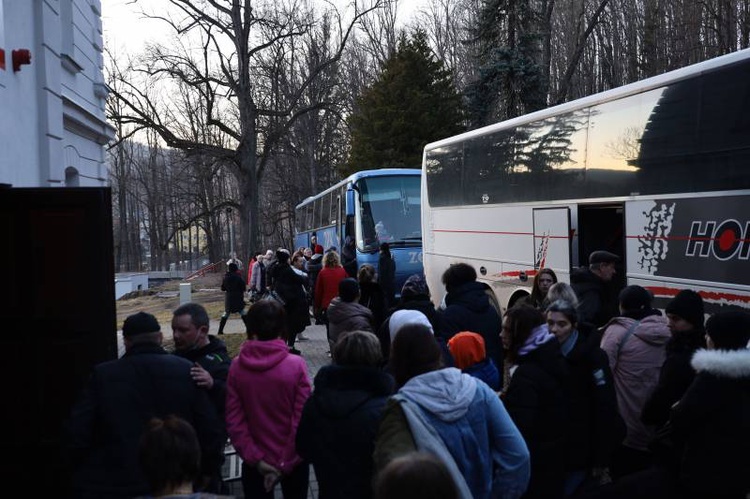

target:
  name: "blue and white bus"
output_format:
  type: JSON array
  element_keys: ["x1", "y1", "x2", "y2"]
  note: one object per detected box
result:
[{"x1": 294, "y1": 168, "x2": 423, "y2": 296}]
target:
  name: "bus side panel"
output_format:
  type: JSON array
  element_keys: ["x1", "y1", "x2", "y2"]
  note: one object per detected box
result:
[
  {"x1": 625, "y1": 194, "x2": 750, "y2": 312},
  {"x1": 423, "y1": 204, "x2": 575, "y2": 310}
]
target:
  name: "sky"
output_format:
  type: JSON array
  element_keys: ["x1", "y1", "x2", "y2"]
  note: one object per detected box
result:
[{"x1": 101, "y1": 0, "x2": 428, "y2": 55}]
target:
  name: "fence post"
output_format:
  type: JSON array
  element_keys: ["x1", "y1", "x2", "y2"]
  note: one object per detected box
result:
[{"x1": 179, "y1": 282, "x2": 192, "y2": 304}]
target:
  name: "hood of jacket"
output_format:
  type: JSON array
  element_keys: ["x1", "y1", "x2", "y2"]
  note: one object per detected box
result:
[
  {"x1": 399, "y1": 367, "x2": 477, "y2": 422},
  {"x1": 606, "y1": 315, "x2": 671, "y2": 347},
  {"x1": 237, "y1": 338, "x2": 290, "y2": 372},
  {"x1": 444, "y1": 281, "x2": 492, "y2": 314},
  {"x1": 310, "y1": 365, "x2": 394, "y2": 418},
  {"x1": 327, "y1": 298, "x2": 372, "y2": 323},
  {"x1": 691, "y1": 348, "x2": 750, "y2": 379}
]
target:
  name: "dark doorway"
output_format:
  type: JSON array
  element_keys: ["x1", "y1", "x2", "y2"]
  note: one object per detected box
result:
[
  {"x1": 0, "y1": 187, "x2": 116, "y2": 497},
  {"x1": 577, "y1": 203, "x2": 627, "y2": 293}
]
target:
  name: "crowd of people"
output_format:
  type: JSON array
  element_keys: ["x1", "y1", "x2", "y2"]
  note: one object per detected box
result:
[{"x1": 65, "y1": 248, "x2": 750, "y2": 499}]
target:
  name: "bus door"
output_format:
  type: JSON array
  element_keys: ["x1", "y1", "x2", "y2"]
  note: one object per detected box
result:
[
  {"x1": 532, "y1": 208, "x2": 572, "y2": 279},
  {"x1": 577, "y1": 203, "x2": 626, "y2": 291}
]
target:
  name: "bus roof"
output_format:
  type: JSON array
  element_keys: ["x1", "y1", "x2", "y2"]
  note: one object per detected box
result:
[
  {"x1": 424, "y1": 47, "x2": 750, "y2": 151},
  {"x1": 295, "y1": 168, "x2": 421, "y2": 210}
]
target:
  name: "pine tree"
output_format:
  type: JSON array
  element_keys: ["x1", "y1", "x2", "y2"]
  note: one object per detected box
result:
[
  {"x1": 345, "y1": 31, "x2": 465, "y2": 175},
  {"x1": 465, "y1": 0, "x2": 548, "y2": 128}
]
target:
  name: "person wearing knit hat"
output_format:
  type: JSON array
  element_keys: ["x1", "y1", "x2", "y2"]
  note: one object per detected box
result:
[
  {"x1": 659, "y1": 309, "x2": 750, "y2": 499},
  {"x1": 122, "y1": 311, "x2": 161, "y2": 338},
  {"x1": 388, "y1": 309, "x2": 434, "y2": 343},
  {"x1": 67, "y1": 311, "x2": 225, "y2": 498},
  {"x1": 664, "y1": 289, "x2": 705, "y2": 333},
  {"x1": 326, "y1": 278, "x2": 374, "y2": 351},
  {"x1": 642, "y1": 289, "x2": 707, "y2": 430},
  {"x1": 447, "y1": 332, "x2": 500, "y2": 391},
  {"x1": 401, "y1": 274, "x2": 430, "y2": 299}
]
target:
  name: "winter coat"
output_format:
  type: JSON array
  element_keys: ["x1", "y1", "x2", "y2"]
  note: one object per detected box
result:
[
  {"x1": 221, "y1": 270, "x2": 246, "y2": 313},
  {"x1": 67, "y1": 343, "x2": 225, "y2": 499},
  {"x1": 570, "y1": 267, "x2": 618, "y2": 328},
  {"x1": 464, "y1": 358, "x2": 501, "y2": 391},
  {"x1": 326, "y1": 297, "x2": 374, "y2": 344},
  {"x1": 314, "y1": 266, "x2": 348, "y2": 312},
  {"x1": 306, "y1": 254, "x2": 323, "y2": 294},
  {"x1": 374, "y1": 368, "x2": 530, "y2": 499},
  {"x1": 296, "y1": 365, "x2": 395, "y2": 499},
  {"x1": 272, "y1": 262, "x2": 310, "y2": 335},
  {"x1": 600, "y1": 313, "x2": 670, "y2": 451},
  {"x1": 359, "y1": 281, "x2": 387, "y2": 332},
  {"x1": 504, "y1": 337, "x2": 570, "y2": 499},
  {"x1": 669, "y1": 348, "x2": 750, "y2": 498},
  {"x1": 441, "y1": 281, "x2": 504, "y2": 376},
  {"x1": 249, "y1": 260, "x2": 266, "y2": 293},
  {"x1": 378, "y1": 253, "x2": 396, "y2": 306},
  {"x1": 225, "y1": 338, "x2": 311, "y2": 474},
  {"x1": 641, "y1": 328, "x2": 705, "y2": 430},
  {"x1": 174, "y1": 335, "x2": 232, "y2": 421},
  {"x1": 558, "y1": 327, "x2": 624, "y2": 471}
]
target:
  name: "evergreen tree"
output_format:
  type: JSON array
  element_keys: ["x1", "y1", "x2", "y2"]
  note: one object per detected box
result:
[
  {"x1": 465, "y1": 0, "x2": 548, "y2": 128},
  {"x1": 346, "y1": 30, "x2": 465, "y2": 175}
]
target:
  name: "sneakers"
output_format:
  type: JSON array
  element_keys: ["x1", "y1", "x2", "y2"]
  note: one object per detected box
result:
[{"x1": 297, "y1": 333, "x2": 310, "y2": 341}]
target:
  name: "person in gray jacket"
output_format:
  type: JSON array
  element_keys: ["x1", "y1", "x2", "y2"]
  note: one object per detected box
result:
[{"x1": 326, "y1": 278, "x2": 374, "y2": 350}]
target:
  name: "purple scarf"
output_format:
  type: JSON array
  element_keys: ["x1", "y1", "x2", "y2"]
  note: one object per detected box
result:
[{"x1": 518, "y1": 324, "x2": 556, "y2": 357}]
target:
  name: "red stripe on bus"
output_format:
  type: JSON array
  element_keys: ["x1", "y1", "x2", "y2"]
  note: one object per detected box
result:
[
  {"x1": 433, "y1": 229, "x2": 533, "y2": 236},
  {"x1": 498, "y1": 270, "x2": 539, "y2": 277},
  {"x1": 646, "y1": 286, "x2": 750, "y2": 303}
]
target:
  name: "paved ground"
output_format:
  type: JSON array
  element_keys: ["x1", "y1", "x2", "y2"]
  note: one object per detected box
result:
[{"x1": 117, "y1": 319, "x2": 331, "y2": 499}]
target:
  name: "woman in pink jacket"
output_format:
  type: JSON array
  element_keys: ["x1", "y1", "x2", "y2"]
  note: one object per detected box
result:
[
  {"x1": 226, "y1": 300, "x2": 311, "y2": 499},
  {"x1": 599, "y1": 285, "x2": 670, "y2": 481}
]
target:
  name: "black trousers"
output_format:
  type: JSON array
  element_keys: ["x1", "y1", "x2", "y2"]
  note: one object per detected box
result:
[{"x1": 241, "y1": 461, "x2": 309, "y2": 499}]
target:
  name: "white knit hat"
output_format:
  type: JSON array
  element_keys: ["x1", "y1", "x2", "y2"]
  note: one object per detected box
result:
[{"x1": 389, "y1": 309, "x2": 434, "y2": 342}]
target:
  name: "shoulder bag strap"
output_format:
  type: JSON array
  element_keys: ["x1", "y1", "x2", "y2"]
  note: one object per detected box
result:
[{"x1": 616, "y1": 320, "x2": 641, "y2": 359}]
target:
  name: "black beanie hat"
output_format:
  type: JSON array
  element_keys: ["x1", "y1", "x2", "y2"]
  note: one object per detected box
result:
[
  {"x1": 339, "y1": 278, "x2": 360, "y2": 303},
  {"x1": 122, "y1": 311, "x2": 160, "y2": 337},
  {"x1": 619, "y1": 285, "x2": 652, "y2": 311},
  {"x1": 665, "y1": 289, "x2": 705, "y2": 329},
  {"x1": 705, "y1": 310, "x2": 750, "y2": 350}
]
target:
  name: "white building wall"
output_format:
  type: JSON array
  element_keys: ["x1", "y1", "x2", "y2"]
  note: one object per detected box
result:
[{"x1": 0, "y1": 0, "x2": 114, "y2": 188}]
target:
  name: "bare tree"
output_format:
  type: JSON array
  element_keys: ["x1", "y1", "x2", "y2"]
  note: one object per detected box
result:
[{"x1": 108, "y1": 0, "x2": 382, "y2": 265}]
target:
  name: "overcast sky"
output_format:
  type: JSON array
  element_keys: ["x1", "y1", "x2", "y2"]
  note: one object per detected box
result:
[{"x1": 101, "y1": 0, "x2": 427, "y2": 55}]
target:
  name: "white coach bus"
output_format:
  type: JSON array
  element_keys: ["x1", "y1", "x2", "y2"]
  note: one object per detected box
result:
[{"x1": 421, "y1": 48, "x2": 750, "y2": 316}]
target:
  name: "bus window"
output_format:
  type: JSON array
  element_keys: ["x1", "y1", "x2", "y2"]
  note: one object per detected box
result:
[
  {"x1": 464, "y1": 128, "x2": 514, "y2": 205},
  {"x1": 313, "y1": 200, "x2": 322, "y2": 229},
  {"x1": 425, "y1": 142, "x2": 463, "y2": 207},
  {"x1": 356, "y1": 175, "x2": 421, "y2": 252},
  {"x1": 330, "y1": 194, "x2": 339, "y2": 225},
  {"x1": 306, "y1": 201, "x2": 312, "y2": 229}
]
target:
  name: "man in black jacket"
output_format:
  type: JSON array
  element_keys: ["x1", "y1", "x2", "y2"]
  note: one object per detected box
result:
[
  {"x1": 172, "y1": 302, "x2": 232, "y2": 493},
  {"x1": 571, "y1": 250, "x2": 620, "y2": 329},
  {"x1": 66, "y1": 312, "x2": 225, "y2": 499},
  {"x1": 439, "y1": 262, "x2": 503, "y2": 379}
]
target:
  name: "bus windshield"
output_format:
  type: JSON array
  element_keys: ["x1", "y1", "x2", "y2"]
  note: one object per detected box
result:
[{"x1": 355, "y1": 175, "x2": 421, "y2": 252}]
